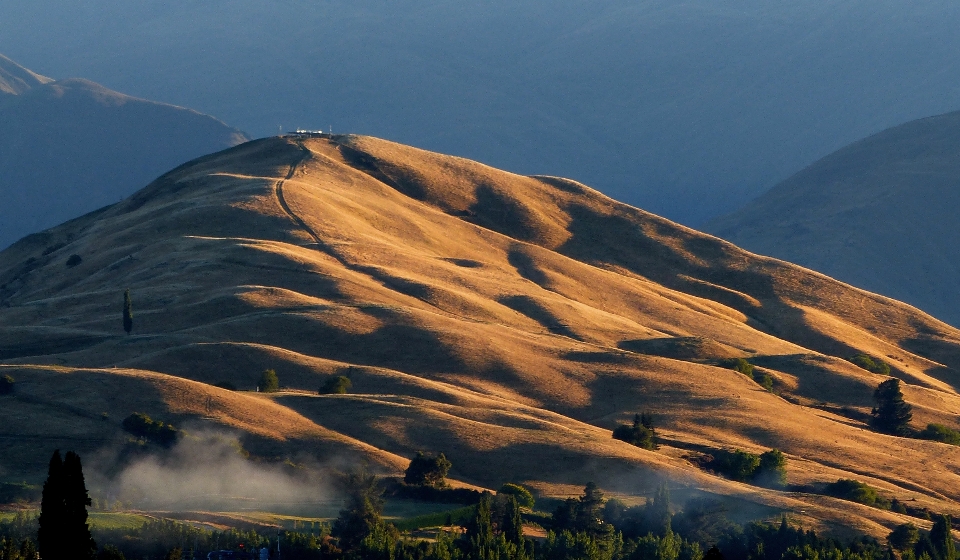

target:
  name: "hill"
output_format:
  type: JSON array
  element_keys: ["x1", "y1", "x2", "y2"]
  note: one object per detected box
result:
[
  {"x1": 0, "y1": 53, "x2": 248, "y2": 250},
  {"x1": 6, "y1": 1, "x2": 960, "y2": 225},
  {"x1": 3, "y1": 136, "x2": 960, "y2": 538},
  {"x1": 707, "y1": 110, "x2": 960, "y2": 327}
]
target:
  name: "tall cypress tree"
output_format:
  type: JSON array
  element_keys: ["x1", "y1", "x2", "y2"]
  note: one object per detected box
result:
[
  {"x1": 122, "y1": 289, "x2": 133, "y2": 334},
  {"x1": 37, "y1": 450, "x2": 96, "y2": 560},
  {"x1": 38, "y1": 451, "x2": 65, "y2": 560},
  {"x1": 63, "y1": 452, "x2": 97, "y2": 560}
]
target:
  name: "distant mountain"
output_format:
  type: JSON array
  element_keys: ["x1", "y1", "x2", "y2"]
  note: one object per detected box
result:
[
  {"x1": 5, "y1": 1, "x2": 960, "y2": 225},
  {"x1": 707, "y1": 110, "x2": 960, "y2": 326},
  {"x1": 0, "y1": 53, "x2": 50, "y2": 94},
  {"x1": 0, "y1": 54, "x2": 248, "y2": 249},
  {"x1": 4, "y1": 134, "x2": 960, "y2": 536}
]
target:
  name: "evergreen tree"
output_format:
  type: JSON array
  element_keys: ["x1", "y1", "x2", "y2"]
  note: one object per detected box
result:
[
  {"x1": 38, "y1": 451, "x2": 65, "y2": 560},
  {"x1": 332, "y1": 468, "x2": 386, "y2": 551},
  {"x1": 63, "y1": 451, "x2": 96, "y2": 560},
  {"x1": 466, "y1": 492, "x2": 494, "y2": 558},
  {"x1": 122, "y1": 290, "x2": 133, "y2": 334},
  {"x1": 930, "y1": 515, "x2": 955, "y2": 560},
  {"x1": 872, "y1": 378, "x2": 913, "y2": 435},
  {"x1": 38, "y1": 450, "x2": 96, "y2": 560},
  {"x1": 576, "y1": 482, "x2": 606, "y2": 537},
  {"x1": 650, "y1": 483, "x2": 672, "y2": 535},
  {"x1": 257, "y1": 369, "x2": 279, "y2": 393}
]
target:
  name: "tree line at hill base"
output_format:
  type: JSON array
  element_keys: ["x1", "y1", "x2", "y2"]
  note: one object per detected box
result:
[{"x1": 5, "y1": 450, "x2": 956, "y2": 560}]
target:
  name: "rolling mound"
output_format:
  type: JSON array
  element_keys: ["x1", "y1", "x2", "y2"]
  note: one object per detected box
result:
[
  {"x1": 0, "y1": 53, "x2": 248, "y2": 250},
  {"x1": 3, "y1": 135, "x2": 960, "y2": 538},
  {"x1": 707, "y1": 110, "x2": 960, "y2": 327}
]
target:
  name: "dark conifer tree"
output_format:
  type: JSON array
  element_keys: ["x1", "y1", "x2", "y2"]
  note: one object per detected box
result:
[
  {"x1": 63, "y1": 451, "x2": 96, "y2": 560},
  {"x1": 930, "y1": 514, "x2": 956, "y2": 560},
  {"x1": 872, "y1": 378, "x2": 913, "y2": 435},
  {"x1": 122, "y1": 289, "x2": 133, "y2": 334},
  {"x1": 37, "y1": 450, "x2": 96, "y2": 560},
  {"x1": 38, "y1": 450, "x2": 65, "y2": 560}
]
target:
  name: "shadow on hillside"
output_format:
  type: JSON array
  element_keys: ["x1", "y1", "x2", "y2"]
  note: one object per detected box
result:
[
  {"x1": 556, "y1": 203, "x2": 861, "y2": 360},
  {"x1": 498, "y1": 295, "x2": 580, "y2": 340}
]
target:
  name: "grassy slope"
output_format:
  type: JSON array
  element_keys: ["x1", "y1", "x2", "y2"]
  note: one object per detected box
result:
[{"x1": 2, "y1": 136, "x2": 960, "y2": 539}]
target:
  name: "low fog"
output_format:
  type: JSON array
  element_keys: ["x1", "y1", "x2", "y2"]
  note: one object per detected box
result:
[{"x1": 89, "y1": 429, "x2": 342, "y2": 516}]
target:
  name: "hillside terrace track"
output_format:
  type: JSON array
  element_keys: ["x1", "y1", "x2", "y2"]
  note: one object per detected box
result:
[{"x1": 272, "y1": 138, "x2": 508, "y2": 328}]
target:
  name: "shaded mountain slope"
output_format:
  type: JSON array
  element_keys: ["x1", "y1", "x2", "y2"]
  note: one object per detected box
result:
[
  {"x1": 3, "y1": 136, "x2": 960, "y2": 537},
  {"x1": 9, "y1": 1, "x2": 960, "y2": 225},
  {"x1": 0, "y1": 54, "x2": 248, "y2": 250},
  {"x1": 0, "y1": 53, "x2": 50, "y2": 94},
  {"x1": 707, "y1": 110, "x2": 960, "y2": 328}
]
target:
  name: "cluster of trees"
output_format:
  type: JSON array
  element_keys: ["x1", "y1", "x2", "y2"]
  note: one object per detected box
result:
[
  {"x1": 887, "y1": 516, "x2": 956, "y2": 560},
  {"x1": 121, "y1": 413, "x2": 178, "y2": 447},
  {"x1": 613, "y1": 414, "x2": 658, "y2": 450},
  {"x1": 324, "y1": 479, "x2": 895, "y2": 560},
  {"x1": 709, "y1": 449, "x2": 787, "y2": 488},
  {"x1": 6, "y1": 449, "x2": 939, "y2": 560}
]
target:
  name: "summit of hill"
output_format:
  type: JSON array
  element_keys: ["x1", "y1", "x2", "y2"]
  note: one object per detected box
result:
[
  {"x1": 0, "y1": 53, "x2": 248, "y2": 250},
  {"x1": 3, "y1": 135, "x2": 960, "y2": 538},
  {"x1": 707, "y1": 109, "x2": 960, "y2": 327}
]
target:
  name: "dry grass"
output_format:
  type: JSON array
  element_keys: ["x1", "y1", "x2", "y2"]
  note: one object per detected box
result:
[{"x1": 3, "y1": 135, "x2": 960, "y2": 539}]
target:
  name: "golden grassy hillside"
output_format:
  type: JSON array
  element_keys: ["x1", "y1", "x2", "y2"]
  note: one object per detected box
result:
[{"x1": 2, "y1": 135, "x2": 960, "y2": 538}]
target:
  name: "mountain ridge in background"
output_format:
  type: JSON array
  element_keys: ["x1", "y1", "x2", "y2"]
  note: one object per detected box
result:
[
  {"x1": 0, "y1": 53, "x2": 248, "y2": 250},
  {"x1": 3, "y1": 135, "x2": 960, "y2": 538},
  {"x1": 6, "y1": 1, "x2": 960, "y2": 225},
  {"x1": 707, "y1": 109, "x2": 960, "y2": 327}
]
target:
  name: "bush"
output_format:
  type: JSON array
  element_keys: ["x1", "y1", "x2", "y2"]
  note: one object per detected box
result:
[
  {"x1": 0, "y1": 375, "x2": 14, "y2": 395},
  {"x1": 850, "y1": 354, "x2": 891, "y2": 375},
  {"x1": 404, "y1": 452, "x2": 452, "y2": 488},
  {"x1": 66, "y1": 254, "x2": 82, "y2": 267},
  {"x1": 825, "y1": 479, "x2": 889, "y2": 508},
  {"x1": 258, "y1": 369, "x2": 279, "y2": 393},
  {"x1": 499, "y1": 483, "x2": 535, "y2": 509},
  {"x1": 320, "y1": 375, "x2": 352, "y2": 394},
  {"x1": 752, "y1": 370, "x2": 774, "y2": 392},
  {"x1": 887, "y1": 523, "x2": 919, "y2": 552},
  {"x1": 121, "y1": 413, "x2": 178, "y2": 447},
  {"x1": 612, "y1": 413, "x2": 658, "y2": 450},
  {"x1": 919, "y1": 423, "x2": 960, "y2": 445},
  {"x1": 732, "y1": 358, "x2": 754, "y2": 376}
]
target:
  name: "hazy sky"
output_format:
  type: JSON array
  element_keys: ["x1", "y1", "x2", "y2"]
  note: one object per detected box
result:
[{"x1": 3, "y1": 0, "x2": 960, "y2": 225}]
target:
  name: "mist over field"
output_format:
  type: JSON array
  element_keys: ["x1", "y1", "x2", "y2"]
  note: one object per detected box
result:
[
  {"x1": 4, "y1": 1, "x2": 960, "y2": 225},
  {"x1": 90, "y1": 430, "x2": 338, "y2": 515}
]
